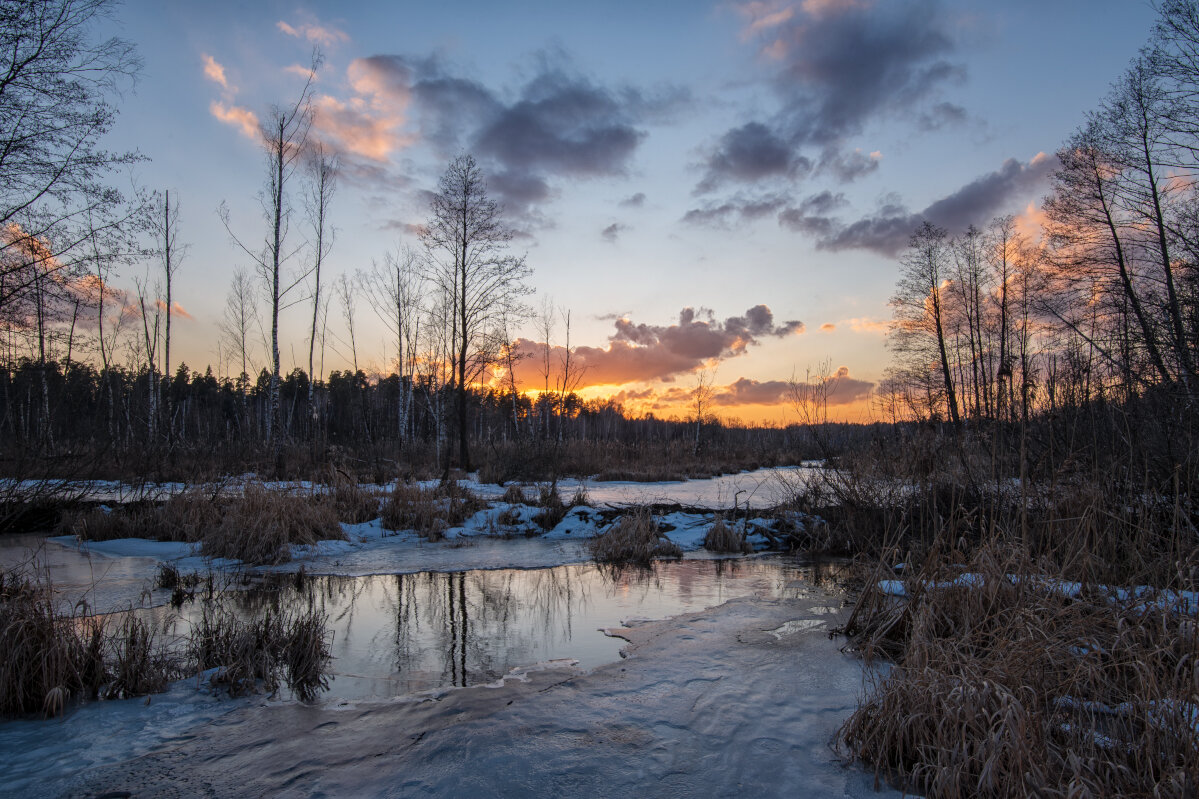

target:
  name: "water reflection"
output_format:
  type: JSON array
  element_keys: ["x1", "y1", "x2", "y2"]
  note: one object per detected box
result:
[{"x1": 169, "y1": 557, "x2": 845, "y2": 701}]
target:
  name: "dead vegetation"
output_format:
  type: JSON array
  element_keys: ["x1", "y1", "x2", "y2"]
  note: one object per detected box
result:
[
  {"x1": 189, "y1": 602, "x2": 331, "y2": 701},
  {"x1": 588, "y1": 508, "x2": 682, "y2": 565},
  {"x1": 703, "y1": 515, "x2": 752, "y2": 554},
  {"x1": 381, "y1": 481, "x2": 486, "y2": 540},
  {"x1": 60, "y1": 482, "x2": 347, "y2": 565}
]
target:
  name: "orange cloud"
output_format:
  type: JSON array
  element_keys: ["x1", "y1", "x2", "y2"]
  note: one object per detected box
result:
[
  {"x1": 309, "y1": 57, "x2": 416, "y2": 162},
  {"x1": 312, "y1": 94, "x2": 413, "y2": 162},
  {"x1": 210, "y1": 101, "x2": 259, "y2": 140},
  {"x1": 277, "y1": 20, "x2": 349, "y2": 48},
  {"x1": 155, "y1": 299, "x2": 193, "y2": 320},
  {"x1": 201, "y1": 54, "x2": 229, "y2": 90},
  {"x1": 820, "y1": 322, "x2": 835, "y2": 332},
  {"x1": 842, "y1": 317, "x2": 888, "y2": 334},
  {"x1": 1014, "y1": 202, "x2": 1048, "y2": 243}
]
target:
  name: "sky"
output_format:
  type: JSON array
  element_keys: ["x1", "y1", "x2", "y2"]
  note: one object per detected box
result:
[{"x1": 93, "y1": 0, "x2": 1159, "y2": 424}]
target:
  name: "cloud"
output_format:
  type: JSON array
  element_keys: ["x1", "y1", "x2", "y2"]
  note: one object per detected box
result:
[
  {"x1": 619, "y1": 192, "x2": 646, "y2": 208},
  {"x1": 365, "y1": 52, "x2": 688, "y2": 219},
  {"x1": 201, "y1": 54, "x2": 229, "y2": 90},
  {"x1": 601, "y1": 223, "x2": 626, "y2": 242},
  {"x1": 156, "y1": 300, "x2": 194, "y2": 320},
  {"x1": 699, "y1": 0, "x2": 966, "y2": 193},
  {"x1": 695, "y1": 122, "x2": 810, "y2": 193},
  {"x1": 210, "y1": 101, "x2": 259, "y2": 140},
  {"x1": 775, "y1": 189, "x2": 846, "y2": 235},
  {"x1": 713, "y1": 378, "x2": 791, "y2": 406},
  {"x1": 820, "y1": 322, "x2": 835, "y2": 331},
  {"x1": 510, "y1": 305, "x2": 803, "y2": 388},
  {"x1": 844, "y1": 317, "x2": 888, "y2": 334},
  {"x1": 817, "y1": 153, "x2": 1057, "y2": 255},
  {"x1": 277, "y1": 19, "x2": 350, "y2": 48},
  {"x1": 790, "y1": 365, "x2": 875, "y2": 405},
  {"x1": 683, "y1": 193, "x2": 789, "y2": 228},
  {"x1": 312, "y1": 94, "x2": 414, "y2": 162}
]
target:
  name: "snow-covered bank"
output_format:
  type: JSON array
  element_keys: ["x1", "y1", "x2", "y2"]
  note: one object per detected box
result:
[
  {"x1": 2, "y1": 463, "x2": 819, "y2": 509},
  {"x1": 51, "y1": 592, "x2": 901, "y2": 799}
]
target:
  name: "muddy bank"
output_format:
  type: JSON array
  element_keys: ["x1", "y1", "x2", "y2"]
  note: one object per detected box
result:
[{"x1": 57, "y1": 592, "x2": 898, "y2": 798}]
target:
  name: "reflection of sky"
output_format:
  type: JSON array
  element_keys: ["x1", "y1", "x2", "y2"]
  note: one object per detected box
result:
[
  {"x1": 92, "y1": 1, "x2": 1156, "y2": 422},
  {"x1": 163, "y1": 558, "x2": 842, "y2": 701}
]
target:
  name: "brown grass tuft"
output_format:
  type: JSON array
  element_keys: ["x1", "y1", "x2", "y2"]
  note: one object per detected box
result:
[
  {"x1": 188, "y1": 602, "x2": 331, "y2": 701},
  {"x1": 588, "y1": 508, "x2": 683, "y2": 565},
  {"x1": 838, "y1": 541, "x2": 1199, "y2": 798},
  {"x1": 703, "y1": 515, "x2": 752, "y2": 554},
  {"x1": 199, "y1": 483, "x2": 345, "y2": 565}
]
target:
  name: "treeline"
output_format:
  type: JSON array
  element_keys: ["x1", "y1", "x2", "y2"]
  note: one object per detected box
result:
[{"x1": 0, "y1": 357, "x2": 859, "y2": 480}]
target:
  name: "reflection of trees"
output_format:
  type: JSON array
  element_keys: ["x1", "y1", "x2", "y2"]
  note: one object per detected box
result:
[{"x1": 168, "y1": 557, "x2": 846, "y2": 696}]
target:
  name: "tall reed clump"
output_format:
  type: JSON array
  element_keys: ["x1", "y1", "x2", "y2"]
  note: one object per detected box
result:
[
  {"x1": 324, "y1": 474, "x2": 380, "y2": 524},
  {"x1": 103, "y1": 615, "x2": 177, "y2": 699},
  {"x1": 189, "y1": 602, "x2": 331, "y2": 701},
  {"x1": 200, "y1": 483, "x2": 344, "y2": 565},
  {"x1": 588, "y1": 508, "x2": 682, "y2": 565},
  {"x1": 381, "y1": 482, "x2": 487, "y2": 540},
  {"x1": 0, "y1": 570, "x2": 104, "y2": 716},
  {"x1": 703, "y1": 515, "x2": 752, "y2": 554},
  {"x1": 838, "y1": 540, "x2": 1199, "y2": 798}
]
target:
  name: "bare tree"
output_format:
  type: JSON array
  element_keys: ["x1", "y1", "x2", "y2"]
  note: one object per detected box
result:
[
  {"x1": 219, "y1": 266, "x2": 263, "y2": 433},
  {"x1": 360, "y1": 245, "x2": 424, "y2": 446},
  {"x1": 420, "y1": 154, "x2": 532, "y2": 473},
  {"x1": 692, "y1": 367, "x2": 715, "y2": 453},
  {"x1": 890, "y1": 221, "x2": 961, "y2": 426},
  {"x1": 306, "y1": 144, "x2": 337, "y2": 425},
  {"x1": 156, "y1": 190, "x2": 185, "y2": 440},
  {"x1": 220, "y1": 54, "x2": 319, "y2": 468}
]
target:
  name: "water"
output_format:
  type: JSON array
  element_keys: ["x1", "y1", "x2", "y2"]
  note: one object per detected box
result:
[{"x1": 157, "y1": 557, "x2": 846, "y2": 701}]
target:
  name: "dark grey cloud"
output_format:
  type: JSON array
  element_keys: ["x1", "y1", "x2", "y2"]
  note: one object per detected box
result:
[
  {"x1": 776, "y1": 189, "x2": 848, "y2": 236},
  {"x1": 508, "y1": 304, "x2": 802, "y2": 387},
  {"x1": 601, "y1": 222, "x2": 626, "y2": 242},
  {"x1": 695, "y1": 122, "x2": 810, "y2": 193},
  {"x1": 619, "y1": 192, "x2": 646, "y2": 208},
  {"x1": 682, "y1": 193, "x2": 788, "y2": 228},
  {"x1": 696, "y1": 0, "x2": 966, "y2": 194},
  {"x1": 918, "y1": 101, "x2": 969, "y2": 132},
  {"x1": 343, "y1": 52, "x2": 689, "y2": 224},
  {"x1": 814, "y1": 154, "x2": 1056, "y2": 256}
]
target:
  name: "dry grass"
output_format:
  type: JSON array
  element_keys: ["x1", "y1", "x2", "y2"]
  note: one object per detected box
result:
[
  {"x1": 103, "y1": 614, "x2": 177, "y2": 700},
  {"x1": 381, "y1": 481, "x2": 487, "y2": 540},
  {"x1": 323, "y1": 475, "x2": 380, "y2": 524},
  {"x1": 0, "y1": 570, "x2": 104, "y2": 716},
  {"x1": 534, "y1": 484, "x2": 567, "y2": 531},
  {"x1": 703, "y1": 515, "x2": 752, "y2": 554},
  {"x1": 588, "y1": 508, "x2": 683, "y2": 565},
  {"x1": 838, "y1": 540, "x2": 1199, "y2": 798},
  {"x1": 500, "y1": 483, "x2": 528, "y2": 504},
  {"x1": 188, "y1": 602, "x2": 331, "y2": 701},
  {"x1": 199, "y1": 483, "x2": 344, "y2": 565}
]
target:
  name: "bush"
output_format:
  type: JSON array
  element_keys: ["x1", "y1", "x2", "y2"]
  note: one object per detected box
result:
[{"x1": 588, "y1": 508, "x2": 682, "y2": 565}]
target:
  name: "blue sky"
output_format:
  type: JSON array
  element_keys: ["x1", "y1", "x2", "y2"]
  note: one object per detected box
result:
[{"x1": 97, "y1": 0, "x2": 1158, "y2": 421}]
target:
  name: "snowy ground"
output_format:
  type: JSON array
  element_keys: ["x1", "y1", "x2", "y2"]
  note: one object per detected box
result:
[{"x1": 2, "y1": 463, "x2": 819, "y2": 509}]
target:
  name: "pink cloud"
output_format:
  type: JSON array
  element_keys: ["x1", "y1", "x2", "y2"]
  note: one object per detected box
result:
[
  {"x1": 277, "y1": 19, "x2": 349, "y2": 48},
  {"x1": 201, "y1": 54, "x2": 229, "y2": 90},
  {"x1": 210, "y1": 101, "x2": 259, "y2": 140}
]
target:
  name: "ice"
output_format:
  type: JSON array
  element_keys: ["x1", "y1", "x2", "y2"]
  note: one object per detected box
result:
[{"x1": 49, "y1": 593, "x2": 902, "y2": 799}]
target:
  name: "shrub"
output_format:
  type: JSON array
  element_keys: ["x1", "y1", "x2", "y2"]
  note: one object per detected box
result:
[{"x1": 588, "y1": 508, "x2": 682, "y2": 565}]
